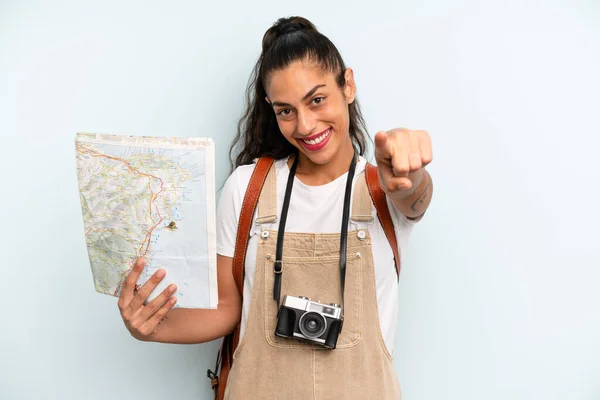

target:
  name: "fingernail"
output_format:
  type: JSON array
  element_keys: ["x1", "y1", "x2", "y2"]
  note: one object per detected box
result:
[
  {"x1": 156, "y1": 269, "x2": 165, "y2": 278},
  {"x1": 169, "y1": 284, "x2": 177, "y2": 292}
]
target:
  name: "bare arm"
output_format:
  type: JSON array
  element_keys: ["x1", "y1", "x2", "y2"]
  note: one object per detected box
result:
[
  {"x1": 374, "y1": 129, "x2": 434, "y2": 221},
  {"x1": 119, "y1": 255, "x2": 241, "y2": 344},
  {"x1": 388, "y1": 168, "x2": 433, "y2": 221}
]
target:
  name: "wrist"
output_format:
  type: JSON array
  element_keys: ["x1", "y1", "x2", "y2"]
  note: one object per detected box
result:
[{"x1": 392, "y1": 168, "x2": 425, "y2": 200}]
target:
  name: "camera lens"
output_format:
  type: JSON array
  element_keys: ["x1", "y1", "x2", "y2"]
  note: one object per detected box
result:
[{"x1": 299, "y1": 311, "x2": 327, "y2": 339}]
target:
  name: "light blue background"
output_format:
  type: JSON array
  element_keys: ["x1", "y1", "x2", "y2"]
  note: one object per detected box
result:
[{"x1": 2, "y1": 1, "x2": 599, "y2": 399}]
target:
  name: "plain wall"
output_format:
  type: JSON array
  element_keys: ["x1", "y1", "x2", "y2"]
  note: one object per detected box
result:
[{"x1": 1, "y1": 0, "x2": 599, "y2": 399}]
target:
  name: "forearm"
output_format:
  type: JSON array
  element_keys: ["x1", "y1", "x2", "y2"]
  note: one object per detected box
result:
[
  {"x1": 389, "y1": 168, "x2": 433, "y2": 219},
  {"x1": 137, "y1": 303, "x2": 241, "y2": 344}
]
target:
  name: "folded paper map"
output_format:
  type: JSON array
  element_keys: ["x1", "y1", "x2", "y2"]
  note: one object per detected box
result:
[{"x1": 75, "y1": 132, "x2": 217, "y2": 309}]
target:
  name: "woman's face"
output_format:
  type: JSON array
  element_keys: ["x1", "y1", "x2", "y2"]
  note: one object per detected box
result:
[{"x1": 265, "y1": 60, "x2": 356, "y2": 167}]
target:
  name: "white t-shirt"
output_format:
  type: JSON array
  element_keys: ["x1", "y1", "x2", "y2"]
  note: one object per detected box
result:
[{"x1": 216, "y1": 155, "x2": 418, "y2": 354}]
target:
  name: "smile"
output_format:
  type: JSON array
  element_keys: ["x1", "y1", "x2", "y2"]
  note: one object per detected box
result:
[{"x1": 300, "y1": 128, "x2": 331, "y2": 145}]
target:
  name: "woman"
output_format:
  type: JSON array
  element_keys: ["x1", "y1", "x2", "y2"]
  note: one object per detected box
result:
[{"x1": 118, "y1": 16, "x2": 433, "y2": 399}]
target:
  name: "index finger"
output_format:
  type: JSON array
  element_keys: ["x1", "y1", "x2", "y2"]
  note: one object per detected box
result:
[{"x1": 119, "y1": 257, "x2": 145, "y2": 303}]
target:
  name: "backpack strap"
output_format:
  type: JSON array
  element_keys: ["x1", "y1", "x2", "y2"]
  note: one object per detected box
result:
[
  {"x1": 233, "y1": 157, "x2": 276, "y2": 293},
  {"x1": 210, "y1": 156, "x2": 275, "y2": 400},
  {"x1": 365, "y1": 162, "x2": 401, "y2": 278}
]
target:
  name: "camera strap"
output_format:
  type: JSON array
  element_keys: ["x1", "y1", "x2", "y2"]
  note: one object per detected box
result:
[{"x1": 273, "y1": 151, "x2": 358, "y2": 309}]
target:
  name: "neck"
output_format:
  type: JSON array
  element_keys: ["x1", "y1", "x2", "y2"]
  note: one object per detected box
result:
[{"x1": 289, "y1": 139, "x2": 356, "y2": 186}]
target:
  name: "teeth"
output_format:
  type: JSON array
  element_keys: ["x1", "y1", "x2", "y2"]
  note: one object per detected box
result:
[{"x1": 304, "y1": 129, "x2": 330, "y2": 145}]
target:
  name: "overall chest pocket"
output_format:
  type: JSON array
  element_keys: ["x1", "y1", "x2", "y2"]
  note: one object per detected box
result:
[{"x1": 263, "y1": 252, "x2": 364, "y2": 349}]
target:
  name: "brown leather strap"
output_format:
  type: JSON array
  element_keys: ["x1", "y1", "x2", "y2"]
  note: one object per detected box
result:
[
  {"x1": 214, "y1": 331, "x2": 233, "y2": 400},
  {"x1": 365, "y1": 162, "x2": 401, "y2": 279},
  {"x1": 232, "y1": 156, "x2": 275, "y2": 294},
  {"x1": 214, "y1": 156, "x2": 275, "y2": 400}
]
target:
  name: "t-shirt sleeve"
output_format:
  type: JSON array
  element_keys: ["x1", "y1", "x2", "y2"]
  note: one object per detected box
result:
[
  {"x1": 385, "y1": 195, "x2": 422, "y2": 266},
  {"x1": 216, "y1": 169, "x2": 243, "y2": 258}
]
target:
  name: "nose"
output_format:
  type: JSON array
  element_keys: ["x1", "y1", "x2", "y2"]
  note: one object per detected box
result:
[{"x1": 296, "y1": 109, "x2": 316, "y2": 137}]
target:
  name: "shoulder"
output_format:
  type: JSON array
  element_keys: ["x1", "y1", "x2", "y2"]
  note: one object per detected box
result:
[
  {"x1": 356, "y1": 156, "x2": 367, "y2": 175},
  {"x1": 217, "y1": 163, "x2": 256, "y2": 216},
  {"x1": 220, "y1": 161, "x2": 261, "y2": 201},
  {"x1": 220, "y1": 157, "x2": 288, "y2": 203},
  {"x1": 227, "y1": 162, "x2": 258, "y2": 187},
  {"x1": 216, "y1": 162, "x2": 264, "y2": 255}
]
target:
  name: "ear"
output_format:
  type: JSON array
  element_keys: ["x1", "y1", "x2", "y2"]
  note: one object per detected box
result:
[{"x1": 343, "y1": 68, "x2": 356, "y2": 104}]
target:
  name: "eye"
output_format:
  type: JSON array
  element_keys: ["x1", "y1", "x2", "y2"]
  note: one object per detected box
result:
[
  {"x1": 277, "y1": 109, "x2": 293, "y2": 116},
  {"x1": 312, "y1": 96, "x2": 325, "y2": 105}
]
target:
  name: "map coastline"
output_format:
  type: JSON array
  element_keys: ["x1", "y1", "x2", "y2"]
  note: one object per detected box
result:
[{"x1": 75, "y1": 132, "x2": 217, "y2": 309}]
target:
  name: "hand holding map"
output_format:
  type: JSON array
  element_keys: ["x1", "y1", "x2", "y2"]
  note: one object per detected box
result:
[
  {"x1": 75, "y1": 133, "x2": 217, "y2": 309},
  {"x1": 118, "y1": 257, "x2": 178, "y2": 339}
]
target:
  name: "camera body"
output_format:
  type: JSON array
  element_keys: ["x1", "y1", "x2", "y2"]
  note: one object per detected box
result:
[{"x1": 275, "y1": 295, "x2": 343, "y2": 349}]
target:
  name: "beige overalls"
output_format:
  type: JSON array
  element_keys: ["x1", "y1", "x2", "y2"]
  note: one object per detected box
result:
[{"x1": 224, "y1": 164, "x2": 402, "y2": 400}]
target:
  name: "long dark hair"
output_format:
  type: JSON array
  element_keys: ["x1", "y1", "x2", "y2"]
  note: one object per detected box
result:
[{"x1": 229, "y1": 16, "x2": 370, "y2": 170}]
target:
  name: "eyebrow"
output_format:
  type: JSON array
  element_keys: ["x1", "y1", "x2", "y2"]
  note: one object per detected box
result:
[{"x1": 270, "y1": 84, "x2": 326, "y2": 107}]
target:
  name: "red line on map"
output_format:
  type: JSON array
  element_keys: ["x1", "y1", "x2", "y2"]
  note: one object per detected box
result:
[{"x1": 77, "y1": 143, "x2": 167, "y2": 296}]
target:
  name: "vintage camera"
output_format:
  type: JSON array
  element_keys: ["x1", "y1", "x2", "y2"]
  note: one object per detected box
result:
[{"x1": 275, "y1": 295, "x2": 343, "y2": 349}]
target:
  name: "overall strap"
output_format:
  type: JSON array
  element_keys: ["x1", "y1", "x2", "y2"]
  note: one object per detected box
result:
[
  {"x1": 256, "y1": 162, "x2": 278, "y2": 225},
  {"x1": 211, "y1": 156, "x2": 274, "y2": 400},
  {"x1": 365, "y1": 162, "x2": 401, "y2": 279},
  {"x1": 351, "y1": 171, "x2": 374, "y2": 223}
]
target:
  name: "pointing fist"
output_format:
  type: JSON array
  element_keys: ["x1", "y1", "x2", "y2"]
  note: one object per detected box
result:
[{"x1": 374, "y1": 128, "x2": 432, "y2": 193}]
